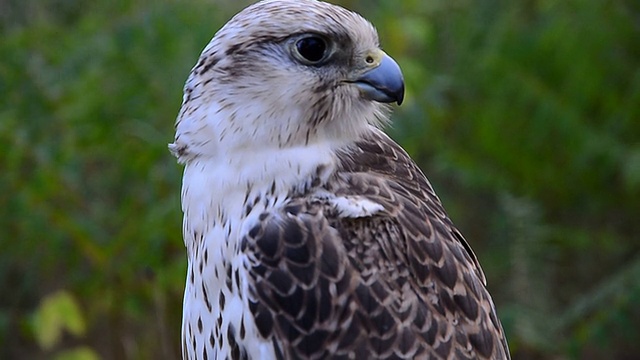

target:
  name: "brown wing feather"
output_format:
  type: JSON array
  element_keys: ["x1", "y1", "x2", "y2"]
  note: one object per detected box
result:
[{"x1": 243, "y1": 129, "x2": 510, "y2": 359}]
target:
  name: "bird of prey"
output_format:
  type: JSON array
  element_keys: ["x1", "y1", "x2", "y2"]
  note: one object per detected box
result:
[{"x1": 170, "y1": 0, "x2": 510, "y2": 359}]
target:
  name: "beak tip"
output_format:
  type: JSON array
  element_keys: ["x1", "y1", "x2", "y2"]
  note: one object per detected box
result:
[{"x1": 396, "y1": 88, "x2": 405, "y2": 106}]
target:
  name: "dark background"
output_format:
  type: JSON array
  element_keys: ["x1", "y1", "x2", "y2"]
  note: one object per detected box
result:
[{"x1": 1, "y1": 0, "x2": 639, "y2": 358}]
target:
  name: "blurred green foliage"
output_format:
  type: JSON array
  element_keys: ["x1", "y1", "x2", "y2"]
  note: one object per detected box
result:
[{"x1": 1, "y1": 0, "x2": 638, "y2": 358}]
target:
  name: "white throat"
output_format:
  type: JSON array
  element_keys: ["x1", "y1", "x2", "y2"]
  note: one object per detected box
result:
[{"x1": 180, "y1": 144, "x2": 337, "y2": 256}]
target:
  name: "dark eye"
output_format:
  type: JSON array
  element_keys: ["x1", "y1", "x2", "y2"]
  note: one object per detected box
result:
[{"x1": 295, "y1": 36, "x2": 327, "y2": 63}]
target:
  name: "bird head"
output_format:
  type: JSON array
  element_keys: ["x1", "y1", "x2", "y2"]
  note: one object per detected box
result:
[{"x1": 171, "y1": 0, "x2": 404, "y2": 162}]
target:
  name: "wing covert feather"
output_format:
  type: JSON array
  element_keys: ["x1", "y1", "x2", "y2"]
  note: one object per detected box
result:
[{"x1": 242, "y1": 129, "x2": 510, "y2": 359}]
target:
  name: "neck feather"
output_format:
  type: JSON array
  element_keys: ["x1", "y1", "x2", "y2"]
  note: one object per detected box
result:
[{"x1": 180, "y1": 144, "x2": 337, "y2": 256}]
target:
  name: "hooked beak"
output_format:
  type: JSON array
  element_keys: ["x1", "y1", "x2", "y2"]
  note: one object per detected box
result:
[{"x1": 350, "y1": 52, "x2": 405, "y2": 105}]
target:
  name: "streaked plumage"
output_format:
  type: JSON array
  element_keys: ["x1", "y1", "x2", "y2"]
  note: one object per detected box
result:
[{"x1": 170, "y1": 0, "x2": 510, "y2": 359}]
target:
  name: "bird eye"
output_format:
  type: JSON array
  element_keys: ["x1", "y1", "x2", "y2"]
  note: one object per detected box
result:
[{"x1": 295, "y1": 36, "x2": 328, "y2": 64}]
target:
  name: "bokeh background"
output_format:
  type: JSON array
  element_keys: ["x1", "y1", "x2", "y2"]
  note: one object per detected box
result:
[{"x1": 1, "y1": 0, "x2": 639, "y2": 359}]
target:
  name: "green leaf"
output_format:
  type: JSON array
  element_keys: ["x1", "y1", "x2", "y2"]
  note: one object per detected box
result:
[
  {"x1": 54, "y1": 347, "x2": 101, "y2": 360},
  {"x1": 32, "y1": 290, "x2": 86, "y2": 350}
]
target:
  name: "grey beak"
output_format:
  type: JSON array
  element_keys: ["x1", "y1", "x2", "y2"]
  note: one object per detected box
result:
[{"x1": 352, "y1": 54, "x2": 405, "y2": 105}]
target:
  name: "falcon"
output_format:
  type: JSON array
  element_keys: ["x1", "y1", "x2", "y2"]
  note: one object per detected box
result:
[{"x1": 170, "y1": 0, "x2": 510, "y2": 359}]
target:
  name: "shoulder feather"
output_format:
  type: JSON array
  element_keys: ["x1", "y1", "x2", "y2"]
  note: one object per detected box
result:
[{"x1": 242, "y1": 129, "x2": 510, "y2": 359}]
